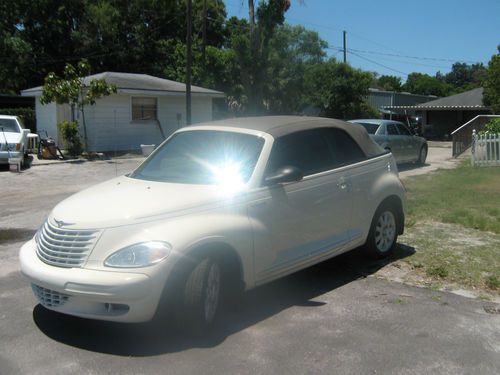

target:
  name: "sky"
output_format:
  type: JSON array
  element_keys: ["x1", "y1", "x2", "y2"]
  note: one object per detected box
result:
[{"x1": 224, "y1": 0, "x2": 500, "y2": 82}]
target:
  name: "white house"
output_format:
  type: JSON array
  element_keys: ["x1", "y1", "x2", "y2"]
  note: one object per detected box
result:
[{"x1": 21, "y1": 72, "x2": 225, "y2": 152}]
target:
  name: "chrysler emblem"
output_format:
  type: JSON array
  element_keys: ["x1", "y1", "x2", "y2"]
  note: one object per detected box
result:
[{"x1": 54, "y1": 218, "x2": 75, "y2": 228}]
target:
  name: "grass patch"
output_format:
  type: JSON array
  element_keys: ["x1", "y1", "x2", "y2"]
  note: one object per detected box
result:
[
  {"x1": 426, "y1": 265, "x2": 449, "y2": 278},
  {"x1": 399, "y1": 163, "x2": 500, "y2": 293},
  {"x1": 405, "y1": 162, "x2": 500, "y2": 234},
  {"x1": 486, "y1": 275, "x2": 500, "y2": 290}
]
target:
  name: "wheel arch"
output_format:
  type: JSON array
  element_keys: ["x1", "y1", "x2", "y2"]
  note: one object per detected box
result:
[
  {"x1": 377, "y1": 195, "x2": 405, "y2": 235},
  {"x1": 163, "y1": 241, "x2": 245, "y2": 299}
]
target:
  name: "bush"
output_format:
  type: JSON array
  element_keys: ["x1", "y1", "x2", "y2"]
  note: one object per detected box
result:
[
  {"x1": 0, "y1": 107, "x2": 36, "y2": 133},
  {"x1": 58, "y1": 121, "x2": 82, "y2": 156},
  {"x1": 483, "y1": 118, "x2": 500, "y2": 134}
]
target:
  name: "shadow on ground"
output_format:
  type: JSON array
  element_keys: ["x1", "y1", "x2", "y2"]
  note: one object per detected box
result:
[
  {"x1": 397, "y1": 162, "x2": 428, "y2": 172},
  {"x1": 0, "y1": 228, "x2": 36, "y2": 245},
  {"x1": 33, "y1": 243, "x2": 415, "y2": 357}
]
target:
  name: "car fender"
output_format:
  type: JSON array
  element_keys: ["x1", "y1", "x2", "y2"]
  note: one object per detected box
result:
[
  {"x1": 86, "y1": 209, "x2": 255, "y2": 288},
  {"x1": 368, "y1": 171, "x2": 406, "y2": 224}
]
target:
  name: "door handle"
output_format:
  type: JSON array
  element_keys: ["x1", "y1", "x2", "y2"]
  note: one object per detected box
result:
[{"x1": 337, "y1": 178, "x2": 349, "y2": 190}]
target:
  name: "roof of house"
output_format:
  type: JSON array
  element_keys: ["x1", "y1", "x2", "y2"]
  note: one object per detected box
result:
[
  {"x1": 188, "y1": 115, "x2": 385, "y2": 158},
  {"x1": 383, "y1": 87, "x2": 488, "y2": 110},
  {"x1": 20, "y1": 72, "x2": 225, "y2": 97}
]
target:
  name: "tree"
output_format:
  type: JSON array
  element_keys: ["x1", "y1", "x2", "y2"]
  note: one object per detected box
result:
[
  {"x1": 40, "y1": 59, "x2": 117, "y2": 152},
  {"x1": 403, "y1": 73, "x2": 451, "y2": 96},
  {"x1": 266, "y1": 24, "x2": 327, "y2": 113},
  {"x1": 444, "y1": 62, "x2": 487, "y2": 90},
  {"x1": 374, "y1": 75, "x2": 402, "y2": 92},
  {"x1": 305, "y1": 59, "x2": 378, "y2": 120},
  {"x1": 483, "y1": 46, "x2": 500, "y2": 114},
  {"x1": 232, "y1": 0, "x2": 291, "y2": 113}
]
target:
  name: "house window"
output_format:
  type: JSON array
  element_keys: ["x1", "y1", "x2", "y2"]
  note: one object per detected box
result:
[{"x1": 132, "y1": 97, "x2": 157, "y2": 121}]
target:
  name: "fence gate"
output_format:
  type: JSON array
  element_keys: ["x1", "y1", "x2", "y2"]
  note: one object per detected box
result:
[{"x1": 471, "y1": 130, "x2": 500, "y2": 166}]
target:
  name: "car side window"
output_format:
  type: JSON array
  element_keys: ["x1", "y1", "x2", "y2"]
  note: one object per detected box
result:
[
  {"x1": 265, "y1": 130, "x2": 333, "y2": 177},
  {"x1": 387, "y1": 124, "x2": 399, "y2": 135},
  {"x1": 396, "y1": 123, "x2": 411, "y2": 136},
  {"x1": 322, "y1": 128, "x2": 366, "y2": 167}
]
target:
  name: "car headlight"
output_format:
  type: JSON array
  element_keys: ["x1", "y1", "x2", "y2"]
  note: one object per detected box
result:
[
  {"x1": 104, "y1": 241, "x2": 171, "y2": 268},
  {"x1": 7, "y1": 143, "x2": 21, "y2": 151}
]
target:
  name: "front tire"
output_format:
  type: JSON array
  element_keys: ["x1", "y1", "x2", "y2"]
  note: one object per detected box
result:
[
  {"x1": 183, "y1": 257, "x2": 222, "y2": 331},
  {"x1": 365, "y1": 204, "x2": 398, "y2": 258},
  {"x1": 417, "y1": 145, "x2": 427, "y2": 165}
]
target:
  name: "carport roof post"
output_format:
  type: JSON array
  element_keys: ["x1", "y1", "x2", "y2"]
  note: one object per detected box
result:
[{"x1": 20, "y1": 72, "x2": 225, "y2": 98}]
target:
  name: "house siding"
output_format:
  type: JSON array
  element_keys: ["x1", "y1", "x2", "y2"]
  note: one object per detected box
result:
[
  {"x1": 83, "y1": 93, "x2": 213, "y2": 152},
  {"x1": 35, "y1": 98, "x2": 58, "y2": 141}
]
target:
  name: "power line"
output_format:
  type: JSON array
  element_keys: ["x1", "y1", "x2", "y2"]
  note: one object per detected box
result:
[
  {"x1": 349, "y1": 51, "x2": 409, "y2": 76},
  {"x1": 345, "y1": 47, "x2": 477, "y2": 64},
  {"x1": 360, "y1": 54, "x2": 450, "y2": 70},
  {"x1": 285, "y1": 16, "x2": 479, "y2": 65}
]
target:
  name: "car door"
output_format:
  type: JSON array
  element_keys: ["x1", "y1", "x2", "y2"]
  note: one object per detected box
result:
[
  {"x1": 322, "y1": 128, "x2": 379, "y2": 246},
  {"x1": 396, "y1": 123, "x2": 417, "y2": 162},
  {"x1": 386, "y1": 123, "x2": 405, "y2": 161},
  {"x1": 246, "y1": 129, "x2": 353, "y2": 284}
]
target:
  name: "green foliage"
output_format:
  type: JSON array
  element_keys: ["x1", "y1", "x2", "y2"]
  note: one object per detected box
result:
[
  {"x1": 40, "y1": 59, "x2": 117, "y2": 151},
  {"x1": 231, "y1": 0, "x2": 291, "y2": 113},
  {"x1": 41, "y1": 59, "x2": 117, "y2": 108},
  {"x1": 426, "y1": 265, "x2": 449, "y2": 278},
  {"x1": 305, "y1": 59, "x2": 375, "y2": 119},
  {"x1": 483, "y1": 51, "x2": 500, "y2": 114},
  {"x1": 486, "y1": 275, "x2": 499, "y2": 290},
  {"x1": 374, "y1": 75, "x2": 402, "y2": 92},
  {"x1": 0, "y1": 107, "x2": 35, "y2": 132},
  {"x1": 483, "y1": 118, "x2": 500, "y2": 134},
  {"x1": 266, "y1": 24, "x2": 327, "y2": 114},
  {"x1": 58, "y1": 120, "x2": 82, "y2": 156},
  {"x1": 441, "y1": 62, "x2": 487, "y2": 92},
  {"x1": 0, "y1": 1, "x2": 496, "y2": 119},
  {"x1": 403, "y1": 73, "x2": 452, "y2": 96}
]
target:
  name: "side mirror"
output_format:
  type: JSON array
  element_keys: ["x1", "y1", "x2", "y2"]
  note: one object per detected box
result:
[{"x1": 264, "y1": 166, "x2": 303, "y2": 186}]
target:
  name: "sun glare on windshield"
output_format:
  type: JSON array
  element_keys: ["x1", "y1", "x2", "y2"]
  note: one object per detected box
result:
[{"x1": 130, "y1": 130, "x2": 264, "y2": 187}]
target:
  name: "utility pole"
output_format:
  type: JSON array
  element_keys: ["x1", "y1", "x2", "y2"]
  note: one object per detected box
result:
[
  {"x1": 186, "y1": 0, "x2": 192, "y2": 125},
  {"x1": 343, "y1": 30, "x2": 347, "y2": 63}
]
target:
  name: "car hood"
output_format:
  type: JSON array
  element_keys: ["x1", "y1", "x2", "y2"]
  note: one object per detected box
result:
[
  {"x1": 50, "y1": 176, "x2": 239, "y2": 229},
  {"x1": 0, "y1": 131, "x2": 22, "y2": 143}
]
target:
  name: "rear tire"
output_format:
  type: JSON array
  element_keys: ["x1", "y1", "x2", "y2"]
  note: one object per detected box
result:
[{"x1": 365, "y1": 203, "x2": 399, "y2": 258}]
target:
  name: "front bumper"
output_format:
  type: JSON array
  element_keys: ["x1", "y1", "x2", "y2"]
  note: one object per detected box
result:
[
  {"x1": 19, "y1": 240, "x2": 163, "y2": 322},
  {"x1": 0, "y1": 150, "x2": 22, "y2": 164}
]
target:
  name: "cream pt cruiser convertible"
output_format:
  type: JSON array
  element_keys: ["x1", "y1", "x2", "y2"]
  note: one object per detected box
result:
[{"x1": 20, "y1": 116, "x2": 405, "y2": 329}]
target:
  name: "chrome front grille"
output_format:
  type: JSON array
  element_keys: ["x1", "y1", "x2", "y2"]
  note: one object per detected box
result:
[
  {"x1": 32, "y1": 284, "x2": 70, "y2": 307},
  {"x1": 36, "y1": 220, "x2": 100, "y2": 268}
]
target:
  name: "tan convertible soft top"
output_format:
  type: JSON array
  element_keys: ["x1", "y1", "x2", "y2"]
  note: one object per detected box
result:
[{"x1": 192, "y1": 116, "x2": 385, "y2": 158}]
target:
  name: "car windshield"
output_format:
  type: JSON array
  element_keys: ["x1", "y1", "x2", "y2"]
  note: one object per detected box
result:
[
  {"x1": 355, "y1": 122, "x2": 380, "y2": 134},
  {"x1": 130, "y1": 130, "x2": 264, "y2": 185},
  {"x1": 0, "y1": 119, "x2": 20, "y2": 133}
]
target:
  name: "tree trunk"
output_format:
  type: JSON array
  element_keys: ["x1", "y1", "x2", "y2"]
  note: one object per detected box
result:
[{"x1": 79, "y1": 88, "x2": 88, "y2": 153}]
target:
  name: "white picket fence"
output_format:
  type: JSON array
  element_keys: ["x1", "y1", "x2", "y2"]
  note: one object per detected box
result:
[{"x1": 471, "y1": 130, "x2": 500, "y2": 166}]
